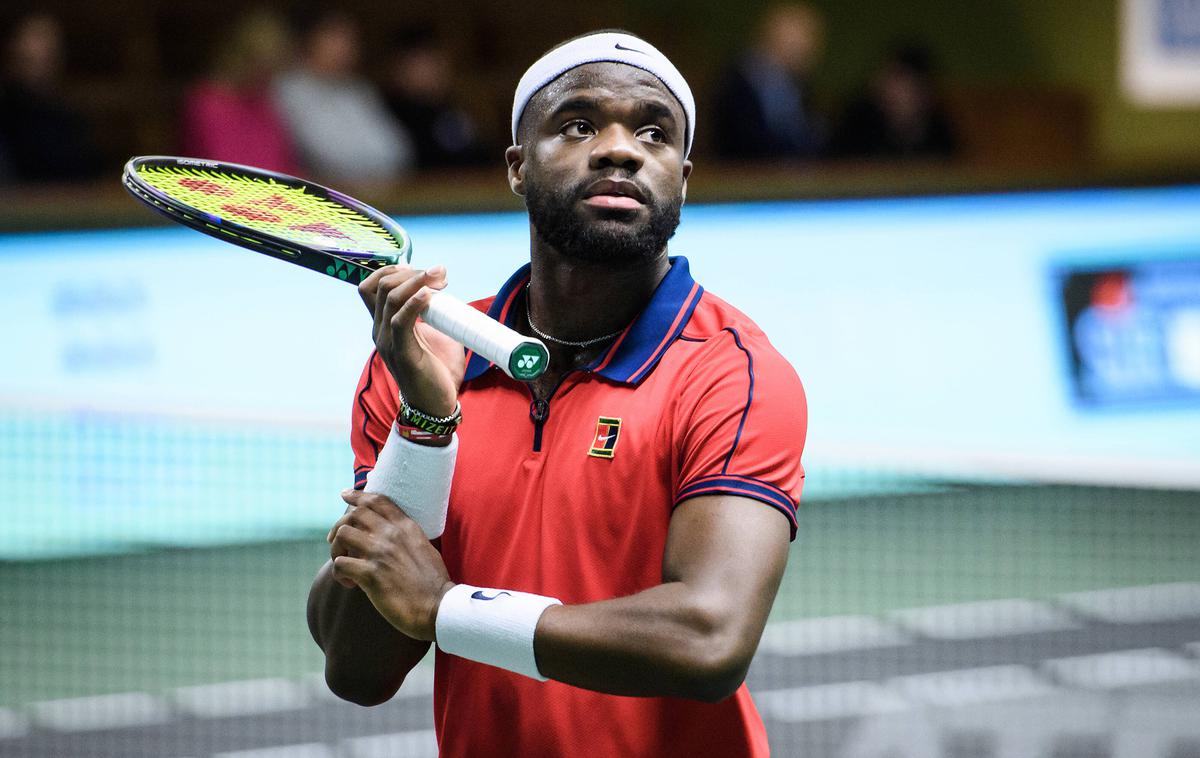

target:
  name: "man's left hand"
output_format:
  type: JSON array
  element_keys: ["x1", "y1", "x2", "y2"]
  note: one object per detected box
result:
[{"x1": 327, "y1": 490, "x2": 455, "y2": 641}]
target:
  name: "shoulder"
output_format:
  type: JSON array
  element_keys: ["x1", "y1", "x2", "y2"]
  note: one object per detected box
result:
[
  {"x1": 663, "y1": 290, "x2": 806, "y2": 435},
  {"x1": 346, "y1": 76, "x2": 387, "y2": 104},
  {"x1": 683, "y1": 290, "x2": 765, "y2": 339},
  {"x1": 273, "y1": 71, "x2": 318, "y2": 100},
  {"x1": 679, "y1": 291, "x2": 802, "y2": 385},
  {"x1": 273, "y1": 71, "x2": 300, "y2": 90}
]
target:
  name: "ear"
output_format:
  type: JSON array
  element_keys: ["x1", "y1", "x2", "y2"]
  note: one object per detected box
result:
[
  {"x1": 505, "y1": 145, "x2": 526, "y2": 197},
  {"x1": 681, "y1": 159, "x2": 693, "y2": 203}
]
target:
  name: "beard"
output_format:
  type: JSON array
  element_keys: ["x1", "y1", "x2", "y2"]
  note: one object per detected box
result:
[{"x1": 525, "y1": 174, "x2": 683, "y2": 264}]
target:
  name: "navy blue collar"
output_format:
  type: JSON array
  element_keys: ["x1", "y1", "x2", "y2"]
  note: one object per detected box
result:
[{"x1": 463, "y1": 256, "x2": 704, "y2": 385}]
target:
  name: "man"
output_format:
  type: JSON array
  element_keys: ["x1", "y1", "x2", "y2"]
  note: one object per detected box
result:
[
  {"x1": 308, "y1": 31, "x2": 807, "y2": 757},
  {"x1": 714, "y1": 3, "x2": 826, "y2": 161},
  {"x1": 0, "y1": 12, "x2": 101, "y2": 183},
  {"x1": 273, "y1": 10, "x2": 414, "y2": 182},
  {"x1": 381, "y1": 26, "x2": 488, "y2": 169}
]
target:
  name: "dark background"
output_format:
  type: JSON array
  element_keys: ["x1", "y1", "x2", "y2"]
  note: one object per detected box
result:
[{"x1": 3, "y1": 0, "x2": 1198, "y2": 229}]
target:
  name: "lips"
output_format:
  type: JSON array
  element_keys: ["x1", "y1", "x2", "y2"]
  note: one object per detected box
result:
[{"x1": 583, "y1": 178, "x2": 647, "y2": 206}]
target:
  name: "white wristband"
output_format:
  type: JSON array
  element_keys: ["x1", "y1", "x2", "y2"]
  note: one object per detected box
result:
[
  {"x1": 435, "y1": 583, "x2": 562, "y2": 681},
  {"x1": 363, "y1": 423, "x2": 457, "y2": 539}
]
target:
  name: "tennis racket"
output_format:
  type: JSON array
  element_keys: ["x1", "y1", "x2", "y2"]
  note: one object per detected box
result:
[{"x1": 121, "y1": 155, "x2": 548, "y2": 381}]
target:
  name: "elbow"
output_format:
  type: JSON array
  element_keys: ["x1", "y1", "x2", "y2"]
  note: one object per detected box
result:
[
  {"x1": 673, "y1": 614, "x2": 755, "y2": 703},
  {"x1": 684, "y1": 647, "x2": 752, "y2": 704},
  {"x1": 323, "y1": 665, "x2": 403, "y2": 707}
]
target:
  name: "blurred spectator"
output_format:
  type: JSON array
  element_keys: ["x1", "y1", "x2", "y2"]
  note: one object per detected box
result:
[
  {"x1": 830, "y1": 43, "x2": 958, "y2": 160},
  {"x1": 0, "y1": 13, "x2": 100, "y2": 183},
  {"x1": 0, "y1": 139, "x2": 11, "y2": 182},
  {"x1": 274, "y1": 10, "x2": 413, "y2": 183},
  {"x1": 180, "y1": 9, "x2": 299, "y2": 174},
  {"x1": 382, "y1": 27, "x2": 488, "y2": 169},
  {"x1": 713, "y1": 3, "x2": 826, "y2": 161}
]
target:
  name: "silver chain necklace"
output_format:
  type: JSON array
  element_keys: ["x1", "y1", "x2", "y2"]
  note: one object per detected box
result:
[{"x1": 525, "y1": 285, "x2": 626, "y2": 348}]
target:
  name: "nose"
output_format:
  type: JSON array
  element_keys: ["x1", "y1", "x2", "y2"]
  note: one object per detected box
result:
[{"x1": 588, "y1": 125, "x2": 644, "y2": 173}]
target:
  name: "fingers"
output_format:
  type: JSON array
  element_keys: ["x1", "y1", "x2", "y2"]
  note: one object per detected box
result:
[
  {"x1": 371, "y1": 266, "x2": 414, "y2": 340},
  {"x1": 425, "y1": 265, "x2": 448, "y2": 290},
  {"x1": 339, "y1": 488, "x2": 391, "y2": 513},
  {"x1": 357, "y1": 264, "x2": 404, "y2": 316},
  {"x1": 329, "y1": 523, "x2": 372, "y2": 558},
  {"x1": 359, "y1": 264, "x2": 445, "y2": 306},
  {"x1": 365, "y1": 265, "x2": 448, "y2": 335},
  {"x1": 327, "y1": 504, "x2": 385, "y2": 588},
  {"x1": 380, "y1": 272, "x2": 435, "y2": 340},
  {"x1": 327, "y1": 490, "x2": 390, "y2": 543},
  {"x1": 332, "y1": 555, "x2": 372, "y2": 587},
  {"x1": 393, "y1": 288, "x2": 437, "y2": 363},
  {"x1": 360, "y1": 264, "x2": 413, "y2": 336},
  {"x1": 363, "y1": 266, "x2": 460, "y2": 416},
  {"x1": 328, "y1": 491, "x2": 453, "y2": 640},
  {"x1": 329, "y1": 523, "x2": 372, "y2": 589},
  {"x1": 341, "y1": 488, "x2": 412, "y2": 522},
  {"x1": 329, "y1": 490, "x2": 415, "y2": 543}
]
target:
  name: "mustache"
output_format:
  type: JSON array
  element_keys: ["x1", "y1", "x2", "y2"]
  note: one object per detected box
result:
[{"x1": 570, "y1": 173, "x2": 654, "y2": 204}]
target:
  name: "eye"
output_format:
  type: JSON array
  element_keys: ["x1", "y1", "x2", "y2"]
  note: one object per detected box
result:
[
  {"x1": 561, "y1": 120, "x2": 595, "y2": 138},
  {"x1": 638, "y1": 126, "x2": 667, "y2": 144}
]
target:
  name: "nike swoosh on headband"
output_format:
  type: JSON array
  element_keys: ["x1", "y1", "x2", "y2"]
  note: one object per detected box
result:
[{"x1": 614, "y1": 42, "x2": 647, "y2": 55}]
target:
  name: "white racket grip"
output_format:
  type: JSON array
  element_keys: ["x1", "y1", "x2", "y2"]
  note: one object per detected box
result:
[{"x1": 421, "y1": 291, "x2": 549, "y2": 381}]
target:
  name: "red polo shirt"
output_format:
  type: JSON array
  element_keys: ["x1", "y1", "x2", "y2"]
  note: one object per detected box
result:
[{"x1": 351, "y1": 257, "x2": 806, "y2": 757}]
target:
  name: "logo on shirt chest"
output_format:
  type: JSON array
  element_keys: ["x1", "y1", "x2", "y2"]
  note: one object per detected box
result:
[{"x1": 587, "y1": 416, "x2": 622, "y2": 458}]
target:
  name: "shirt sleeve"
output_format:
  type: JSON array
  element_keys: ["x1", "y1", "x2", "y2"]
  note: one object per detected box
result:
[
  {"x1": 673, "y1": 329, "x2": 807, "y2": 539},
  {"x1": 350, "y1": 351, "x2": 400, "y2": 490}
]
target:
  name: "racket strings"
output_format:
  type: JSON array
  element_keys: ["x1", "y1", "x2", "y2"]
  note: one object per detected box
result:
[
  {"x1": 137, "y1": 165, "x2": 404, "y2": 255},
  {"x1": 125, "y1": 172, "x2": 304, "y2": 255}
]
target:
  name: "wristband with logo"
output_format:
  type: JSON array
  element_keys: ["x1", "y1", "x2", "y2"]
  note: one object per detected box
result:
[
  {"x1": 395, "y1": 423, "x2": 454, "y2": 446},
  {"x1": 435, "y1": 583, "x2": 562, "y2": 681},
  {"x1": 400, "y1": 400, "x2": 462, "y2": 435}
]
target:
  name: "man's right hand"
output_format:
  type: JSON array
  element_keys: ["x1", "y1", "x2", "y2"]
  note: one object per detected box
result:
[{"x1": 358, "y1": 265, "x2": 466, "y2": 418}]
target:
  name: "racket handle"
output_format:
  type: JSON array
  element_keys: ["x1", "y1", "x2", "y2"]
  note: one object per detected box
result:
[{"x1": 422, "y1": 292, "x2": 549, "y2": 381}]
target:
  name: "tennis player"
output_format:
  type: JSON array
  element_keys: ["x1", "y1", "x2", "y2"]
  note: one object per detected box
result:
[{"x1": 308, "y1": 30, "x2": 807, "y2": 757}]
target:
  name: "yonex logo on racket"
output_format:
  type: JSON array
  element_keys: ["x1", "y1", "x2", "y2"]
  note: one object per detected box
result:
[
  {"x1": 326, "y1": 259, "x2": 363, "y2": 283},
  {"x1": 509, "y1": 343, "x2": 549, "y2": 381}
]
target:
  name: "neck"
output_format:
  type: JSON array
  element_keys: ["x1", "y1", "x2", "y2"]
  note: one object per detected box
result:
[{"x1": 525, "y1": 232, "x2": 670, "y2": 351}]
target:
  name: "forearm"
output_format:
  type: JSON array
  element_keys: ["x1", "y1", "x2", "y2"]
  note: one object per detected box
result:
[
  {"x1": 531, "y1": 582, "x2": 762, "y2": 702},
  {"x1": 435, "y1": 498, "x2": 788, "y2": 702},
  {"x1": 308, "y1": 559, "x2": 429, "y2": 705}
]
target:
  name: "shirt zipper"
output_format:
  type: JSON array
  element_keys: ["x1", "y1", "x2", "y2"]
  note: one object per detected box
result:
[
  {"x1": 529, "y1": 397, "x2": 550, "y2": 452},
  {"x1": 527, "y1": 370, "x2": 579, "y2": 453}
]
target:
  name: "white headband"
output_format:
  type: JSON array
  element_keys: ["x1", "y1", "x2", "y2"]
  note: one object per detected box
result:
[{"x1": 511, "y1": 32, "x2": 695, "y2": 157}]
